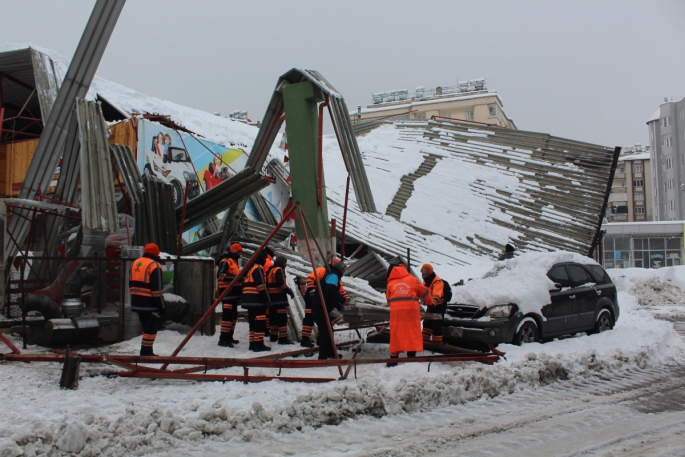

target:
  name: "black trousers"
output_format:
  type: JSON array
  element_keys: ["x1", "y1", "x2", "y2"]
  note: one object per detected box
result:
[
  {"x1": 312, "y1": 307, "x2": 334, "y2": 359},
  {"x1": 137, "y1": 311, "x2": 158, "y2": 335},
  {"x1": 247, "y1": 307, "x2": 267, "y2": 343}
]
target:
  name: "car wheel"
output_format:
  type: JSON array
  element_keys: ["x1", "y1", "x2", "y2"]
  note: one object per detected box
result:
[
  {"x1": 590, "y1": 309, "x2": 614, "y2": 334},
  {"x1": 171, "y1": 180, "x2": 184, "y2": 207},
  {"x1": 514, "y1": 320, "x2": 539, "y2": 345}
]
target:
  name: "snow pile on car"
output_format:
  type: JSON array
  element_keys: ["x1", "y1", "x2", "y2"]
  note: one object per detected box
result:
[{"x1": 451, "y1": 251, "x2": 599, "y2": 314}]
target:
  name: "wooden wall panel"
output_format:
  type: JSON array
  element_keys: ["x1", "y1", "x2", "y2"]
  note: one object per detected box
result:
[
  {"x1": 108, "y1": 120, "x2": 137, "y2": 158},
  {"x1": 0, "y1": 144, "x2": 7, "y2": 197},
  {"x1": 1, "y1": 139, "x2": 39, "y2": 197}
]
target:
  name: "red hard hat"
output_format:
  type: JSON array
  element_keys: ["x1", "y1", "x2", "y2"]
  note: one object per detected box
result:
[
  {"x1": 144, "y1": 243, "x2": 160, "y2": 257},
  {"x1": 230, "y1": 243, "x2": 242, "y2": 253}
]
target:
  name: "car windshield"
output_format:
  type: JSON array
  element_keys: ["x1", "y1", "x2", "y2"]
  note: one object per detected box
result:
[{"x1": 481, "y1": 266, "x2": 506, "y2": 279}]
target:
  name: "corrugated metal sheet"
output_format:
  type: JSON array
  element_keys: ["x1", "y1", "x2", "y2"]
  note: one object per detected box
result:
[
  {"x1": 140, "y1": 174, "x2": 177, "y2": 253},
  {"x1": 399, "y1": 119, "x2": 619, "y2": 256},
  {"x1": 267, "y1": 158, "x2": 291, "y2": 192},
  {"x1": 77, "y1": 99, "x2": 118, "y2": 232},
  {"x1": 178, "y1": 167, "x2": 269, "y2": 231},
  {"x1": 6, "y1": 0, "x2": 125, "y2": 257},
  {"x1": 328, "y1": 119, "x2": 619, "y2": 272},
  {"x1": 249, "y1": 193, "x2": 277, "y2": 226},
  {"x1": 31, "y1": 47, "x2": 63, "y2": 123}
]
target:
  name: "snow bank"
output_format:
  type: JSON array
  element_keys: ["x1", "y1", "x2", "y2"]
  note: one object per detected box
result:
[
  {"x1": 0, "y1": 279, "x2": 682, "y2": 457},
  {"x1": 630, "y1": 277, "x2": 685, "y2": 307},
  {"x1": 452, "y1": 251, "x2": 598, "y2": 314}
]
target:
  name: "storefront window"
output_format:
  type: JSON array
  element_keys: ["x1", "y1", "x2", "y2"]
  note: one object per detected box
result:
[{"x1": 604, "y1": 236, "x2": 682, "y2": 269}]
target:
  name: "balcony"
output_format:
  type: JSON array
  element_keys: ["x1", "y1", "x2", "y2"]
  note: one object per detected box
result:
[
  {"x1": 608, "y1": 214, "x2": 629, "y2": 222},
  {"x1": 614, "y1": 172, "x2": 626, "y2": 179}
]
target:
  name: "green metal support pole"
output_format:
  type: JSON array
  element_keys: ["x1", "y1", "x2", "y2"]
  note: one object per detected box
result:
[{"x1": 281, "y1": 81, "x2": 330, "y2": 264}]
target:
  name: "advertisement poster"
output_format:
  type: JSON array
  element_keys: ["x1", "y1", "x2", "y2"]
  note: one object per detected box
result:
[{"x1": 136, "y1": 119, "x2": 291, "y2": 244}]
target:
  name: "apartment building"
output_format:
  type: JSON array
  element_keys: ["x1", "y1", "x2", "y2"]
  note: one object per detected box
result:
[
  {"x1": 606, "y1": 145, "x2": 652, "y2": 222},
  {"x1": 350, "y1": 79, "x2": 516, "y2": 129},
  {"x1": 648, "y1": 96, "x2": 685, "y2": 220}
]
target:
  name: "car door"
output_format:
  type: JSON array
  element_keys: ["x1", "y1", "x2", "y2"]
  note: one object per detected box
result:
[
  {"x1": 544, "y1": 264, "x2": 575, "y2": 335},
  {"x1": 566, "y1": 264, "x2": 596, "y2": 329}
]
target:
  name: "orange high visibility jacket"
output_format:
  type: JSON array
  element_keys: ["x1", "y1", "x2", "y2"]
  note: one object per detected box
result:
[
  {"x1": 242, "y1": 263, "x2": 269, "y2": 308},
  {"x1": 425, "y1": 274, "x2": 445, "y2": 306},
  {"x1": 130, "y1": 255, "x2": 164, "y2": 312},
  {"x1": 386, "y1": 265, "x2": 432, "y2": 353},
  {"x1": 266, "y1": 266, "x2": 289, "y2": 306},
  {"x1": 217, "y1": 257, "x2": 242, "y2": 300}
]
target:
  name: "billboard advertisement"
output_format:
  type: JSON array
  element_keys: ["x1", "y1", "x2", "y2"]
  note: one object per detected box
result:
[{"x1": 135, "y1": 119, "x2": 291, "y2": 244}]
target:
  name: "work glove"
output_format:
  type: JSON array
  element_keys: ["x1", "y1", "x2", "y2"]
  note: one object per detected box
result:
[
  {"x1": 151, "y1": 312, "x2": 161, "y2": 319},
  {"x1": 286, "y1": 288, "x2": 295, "y2": 299}
]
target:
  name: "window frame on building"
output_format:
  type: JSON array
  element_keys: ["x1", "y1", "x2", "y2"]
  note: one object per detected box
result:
[
  {"x1": 465, "y1": 109, "x2": 475, "y2": 120},
  {"x1": 632, "y1": 164, "x2": 643, "y2": 173},
  {"x1": 633, "y1": 179, "x2": 644, "y2": 187}
]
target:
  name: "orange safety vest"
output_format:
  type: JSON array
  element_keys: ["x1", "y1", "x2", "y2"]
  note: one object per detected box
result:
[
  {"x1": 243, "y1": 263, "x2": 266, "y2": 296},
  {"x1": 266, "y1": 266, "x2": 288, "y2": 295},
  {"x1": 130, "y1": 257, "x2": 162, "y2": 298},
  {"x1": 218, "y1": 258, "x2": 241, "y2": 289}
]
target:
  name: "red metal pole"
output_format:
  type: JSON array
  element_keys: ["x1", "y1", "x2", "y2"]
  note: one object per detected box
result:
[
  {"x1": 326, "y1": 103, "x2": 350, "y2": 173},
  {"x1": 162, "y1": 203, "x2": 296, "y2": 369},
  {"x1": 0, "y1": 334, "x2": 21, "y2": 354},
  {"x1": 0, "y1": 107, "x2": 4, "y2": 140},
  {"x1": 176, "y1": 180, "x2": 190, "y2": 257},
  {"x1": 296, "y1": 206, "x2": 343, "y2": 375},
  {"x1": 118, "y1": 371, "x2": 337, "y2": 383},
  {"x1": 340, "y1": 176, "x2": 350, "y2": 258}
]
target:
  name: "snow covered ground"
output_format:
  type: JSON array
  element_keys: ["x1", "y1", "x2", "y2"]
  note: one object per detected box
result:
[{"x1": 0, "y1": 267, "x2": 684, "y2": 456}]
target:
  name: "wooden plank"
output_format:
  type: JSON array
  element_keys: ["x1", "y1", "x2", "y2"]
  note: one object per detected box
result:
[
  {"x1": 3, "y1": 139, "x2": 39, "y2": 196},
  {"x1": 108, "y1": 120, "x2": 137, "y2": 158},
  {"x1": 0, "y1": 143, "x2": 7, "y2": 197}
]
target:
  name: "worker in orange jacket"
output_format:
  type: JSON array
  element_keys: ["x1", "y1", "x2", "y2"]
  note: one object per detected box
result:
[
  {"x1": 385, "y1": 261, "x2": 432, "y2": 367},
  {"x1": 300, "y1": 259, "x2": 349, "y2": 347},
  {"x1": 216, "y1": 243, "x2": 243, "y2": 347},
  {"x1": 421, "y1": 263, "x2": 448, "y2": 343},
  {"x1": 241, "y1": 250, "x2": 272, "y2": 352},
  {"x1": 130, "y1": 243, "x2": 165, "y2": 356},
  {"x1": 263, "y1": 245, "x2": 275, "y2": 339},
  {"x1": 266, "y1": 256, "x2": 295, "y2": 344}
]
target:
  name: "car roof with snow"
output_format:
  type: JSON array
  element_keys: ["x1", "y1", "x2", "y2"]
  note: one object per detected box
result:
[{"x1": 451, "y1": 251, "x2": 600, "y2": 315}]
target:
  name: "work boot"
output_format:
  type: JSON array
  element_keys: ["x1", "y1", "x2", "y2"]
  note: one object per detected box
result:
[
  {"x1": 270, "y1": 334, "x2": 279, "y2": 342},
  {"x1": 218, "y1": 339, "x2": 234, "y2": 348},
  {"x1": 300, "y1": 336, "x2": 314, "y2": 348},
  {"x1": 249, "y1": 342, "x2": 271, "y2": 352},
  {"x1": 228, "y1": 329, "x2": 239, "y2": 344},
  {"x1": 386, "y1": 355, "x2": 399, "y2": 368},
  {"x1": 140, "y1": 347, "x2": 157, "y2": 357},
  {"x1": 279, "y1": 337, "x2": 295, "y2": 345},
  {"x1": 407, "y1": 351, "x2": 416, "y2": 358}
]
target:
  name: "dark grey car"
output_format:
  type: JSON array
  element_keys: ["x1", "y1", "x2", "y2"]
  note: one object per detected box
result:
[{"x1": 442, "y1": 262, "x2": 620, "y2": 347}]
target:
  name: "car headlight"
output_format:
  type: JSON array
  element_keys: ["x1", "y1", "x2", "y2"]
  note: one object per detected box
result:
[
  {"x1": 183, "y1": 171, "x2": 191, "y2": 180},
  {"x1": 483, "y1": 305, "x2": 514, "y2": 318}
]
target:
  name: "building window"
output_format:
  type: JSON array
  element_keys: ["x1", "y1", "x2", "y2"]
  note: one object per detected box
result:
[
  {"x1": 666, "y1": 137, "x2": 672, "y2": 148},
  {"x1": 442, "y1": 111, "x2": 452, "y2": 118},
  {"x1": 617, "y1": 165, "x2": 625, "y2": 173},
  {"x1": 681, "y1": 131, "x2": 685, "y2": 143},
  {"x1": 488, "y1": 104, "x2": 497, "y2": 117},
  {"x1": 661, "y1": 116, "x2": 671, "y2": 127},
  {"x1": 668, "y1": 179, "x2": 674, "y2": 189},
  {"x1": 465, "y1": 110, "x2": 474, "y2": 120},
  {"x1": 633, "y1": 179, "x2": 644, "y2": 187},
  {"x1": 670, "y1": 200, "x2": 675, "y2": 211},
  {"x1": 666, "y1": 158, "x2": 672, "y2": 169},
  {"x1": 634, "y1": 193, "x2": 645, "y2": 201},
  {"x1": 681, "y1": 109, "x2": 684, "y2": 121},
  {"x1": 634, "y1": 207, "x2": 645, "y2": 215},
  {"x1": 632, "y1": 165, "x2": 643, "y2": 173}
]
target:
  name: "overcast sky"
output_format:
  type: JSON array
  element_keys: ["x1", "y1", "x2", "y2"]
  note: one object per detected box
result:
[{"x1": 1, "y1": 0, "x2": 684, "y2": 147}]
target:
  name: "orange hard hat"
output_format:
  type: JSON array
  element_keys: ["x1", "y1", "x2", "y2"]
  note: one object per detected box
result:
[
  {"x1": 420, "y1": 264, "x2": 434, "y2": 276},
  {"x1": 331, "y1": 258, "x2": 341, "y2": 264},
  {"x1": 144, "y1": 243, "x2": 160, "y2": 257},
  {"x1": 230, "y1": 243, "x2": 242, "y2": 253}
]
